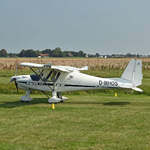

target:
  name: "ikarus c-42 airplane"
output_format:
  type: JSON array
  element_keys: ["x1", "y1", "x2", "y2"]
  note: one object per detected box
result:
[{"x1": 10, "y1": 59, "x2": 143, "y2": 103}]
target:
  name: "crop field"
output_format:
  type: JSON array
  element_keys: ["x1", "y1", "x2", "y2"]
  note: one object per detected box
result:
[
  {"x1": 1, "y1": 57, "x2": 150, "y2": 70},
  {"x1": 0, "y1": 58, "x2": 150, "y2": 150}
]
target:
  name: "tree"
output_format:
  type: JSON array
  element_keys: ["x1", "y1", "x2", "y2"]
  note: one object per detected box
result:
[
  {"x1": 42, "y1": 49, "x2": 52, "y2": 56},
  {"x1": 96, "y1": 53, "x2": 100, "y2": 57},
  {"x1": 51, "y1": 47, "x2": 63, "y2": 57},
  {"x1": 8, "y1": 53, "x2": 17, "y2": 57},
  {"x1": 78, "y1": 50, "x2": 86, "y2": 57},
  {"x1": 18, "y1": 49, "x2": 39, "y2": 57},
  {"x1": 0, "y1": 49, "x2": 7, "y2": 57}
]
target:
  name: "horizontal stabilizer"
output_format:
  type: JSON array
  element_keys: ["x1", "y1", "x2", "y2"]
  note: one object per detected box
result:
[{"x1": 132, "y1": 87, "x2": 143, "y2": 92}]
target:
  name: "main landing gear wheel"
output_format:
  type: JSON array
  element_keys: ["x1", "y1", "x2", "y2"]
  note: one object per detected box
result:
[{"x1": 48, "y1": 91, "x2": 68, "y2": 104}]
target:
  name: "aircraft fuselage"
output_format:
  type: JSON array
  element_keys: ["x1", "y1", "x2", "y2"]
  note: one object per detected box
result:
[{"x1": 11, "y1": 71, "x2": 133, "y2": 93}]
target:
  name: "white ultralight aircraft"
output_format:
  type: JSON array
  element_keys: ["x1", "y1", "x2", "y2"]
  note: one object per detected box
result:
[{"x1": 10, "y1": 59, "x2": 143, "y2": 103}]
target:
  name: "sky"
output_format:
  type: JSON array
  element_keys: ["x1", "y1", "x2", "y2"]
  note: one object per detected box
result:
[{"x1": 0, "y1": 0, "x2": 150, "y2": 54}]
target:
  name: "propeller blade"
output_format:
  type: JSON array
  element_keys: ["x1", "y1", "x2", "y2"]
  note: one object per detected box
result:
[
  {"x1": 14, "y1": 80, "x2": 18, "y2": 93},
  {"x1": 10, "y1": 76, "x2": 19, "y2": 94}
]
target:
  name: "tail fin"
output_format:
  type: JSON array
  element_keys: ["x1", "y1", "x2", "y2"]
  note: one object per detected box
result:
[{"x1": 121, "y1": 59, "x2": 143, "y2": 87}]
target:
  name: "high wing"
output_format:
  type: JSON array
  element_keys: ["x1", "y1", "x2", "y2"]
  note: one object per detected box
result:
[
  {"x1": 20, "y1": 62, "x2": 44, "y2": 68},
  {"x1": 51, "y1": 65, "x2": 88, "y2": 72},
  {"x1": 20, "y1": 62, "x2": 88, "y2": 72}
]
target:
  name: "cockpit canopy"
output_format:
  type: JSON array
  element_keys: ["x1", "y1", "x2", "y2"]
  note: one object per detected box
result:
[
  {"x1": 30, "y1": 70, "x2": 61, "y2": 82},
  {"x1": 30, "y1": 74, "x2": 40, "y2": 81}
]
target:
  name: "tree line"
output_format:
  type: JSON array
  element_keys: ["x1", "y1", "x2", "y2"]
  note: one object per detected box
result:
[
  {"x1": 0, "y1": 48, "x2": 147, "y2": 58},
  {"x1": 0, "y1": 48, "x2": 86, "y2": 57}
]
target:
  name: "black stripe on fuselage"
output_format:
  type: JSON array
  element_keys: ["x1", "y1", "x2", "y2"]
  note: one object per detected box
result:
[
  {"x1": 18, "y1": 81, "x2": 54, "y2": 86},
  {"x1": 64, "y1": 84, "x2": 97, "y2": 88},
  {"x1": 18, "y1": 82, "x2": 98, "y2": 88}
]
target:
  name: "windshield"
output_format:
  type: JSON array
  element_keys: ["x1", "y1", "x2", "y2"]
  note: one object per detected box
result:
[{"x1": 30, "y1": 74, "x2": 40, "y2": 81}]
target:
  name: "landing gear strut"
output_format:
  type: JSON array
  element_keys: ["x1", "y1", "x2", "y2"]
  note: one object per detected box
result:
[
  {"x1": 48, "y1": 91, "x2": 68, "y2": 104},
  {"x1": 21, "y1": 90, "x2": 32, "y2": 102}
]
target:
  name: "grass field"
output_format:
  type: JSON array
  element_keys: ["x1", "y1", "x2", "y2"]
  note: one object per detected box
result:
[
  {"x1": 0, "y1": 94, "x2": 150, "y2": 150},
  {"x1": 0, "y1": 58, "x2": 150, "y2": 150}
]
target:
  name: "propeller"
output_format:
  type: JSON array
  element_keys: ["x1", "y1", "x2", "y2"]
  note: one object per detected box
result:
[
  {"x1": 10, "y1": 77, "x2": 19, "y2": 93},
  {"x1": 14, "y1": 63, "x2": 19, "y2": 93},
  {"x1": 14, "y1": 79, "x2": 18, "y2": 93},
  {"x1": 10, "y1": 64, "x2": 19, "y2": 93}
]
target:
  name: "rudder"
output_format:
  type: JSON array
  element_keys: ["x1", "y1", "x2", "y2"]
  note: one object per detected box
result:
[{"x1": 121, "y1": 59, "x2": 143, "y2": 86}]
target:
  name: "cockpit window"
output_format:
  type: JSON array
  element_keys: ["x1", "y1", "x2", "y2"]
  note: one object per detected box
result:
[
  {"x1": 55, "y1": 72, "x2": 61, "y2": 80},
  {"x1": 30, "y1": 70, "x2": 61, "y2": 82},
  {"x1": 30, "y1": 74, "x2": 40, "y2": 81}
]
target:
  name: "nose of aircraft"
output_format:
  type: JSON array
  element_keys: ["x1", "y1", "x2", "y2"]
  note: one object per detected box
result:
[
  {"x1": 10, "y1": 76, "x2": 17, "y2": 82},
  {"x1": 10, "y1": 76, "x2": 19, "y2": 93}
]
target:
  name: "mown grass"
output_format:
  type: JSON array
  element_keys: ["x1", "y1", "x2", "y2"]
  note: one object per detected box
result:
[
  {"x1": 0, "y1": 58, "x2": 150, "y2": 150},
  {"x1": 0, "y1": 94, "x2": 150, "y2": 150}
]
